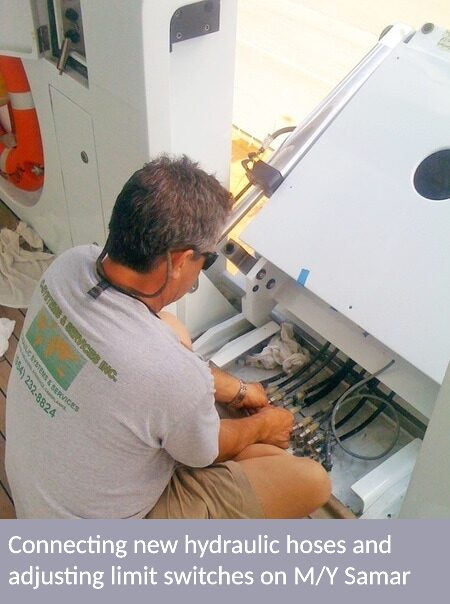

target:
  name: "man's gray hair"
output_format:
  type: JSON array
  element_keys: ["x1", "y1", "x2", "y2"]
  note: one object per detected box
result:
[{"x1": 107, "y1": 155, "x2": 233, "y2": 272}]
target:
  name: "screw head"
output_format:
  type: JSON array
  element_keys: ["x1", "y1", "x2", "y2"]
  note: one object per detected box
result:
[
  {"x1": 176, "y1": 32, "x2": 183, "y2": 40},
  {"x1": 81, "y1": 151, "x2": 89, "y2": 163},
  {"x1": 421, "y1": 23, "x2": 434, "y2": 34}
]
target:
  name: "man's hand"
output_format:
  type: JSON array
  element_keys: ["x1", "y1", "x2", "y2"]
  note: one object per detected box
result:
[
  {"x1": 256, "y1": 406, "x2": 294, "y2": 449},
  {"x1": 217, "y1": 405, "x2": 294, "y2": 461},
  {"x1": 238, "y1": 382, "x2": 269, "y2": 410}
]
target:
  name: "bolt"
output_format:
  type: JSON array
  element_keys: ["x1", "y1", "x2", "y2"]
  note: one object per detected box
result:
[
  {"x1": 176, "y1": 32, "x2": 183, "y2": 40},
  {"x1": 204, "y1": 24, "x2": 210, "y2": 32},
  {"x1": 225, "y1": 242, "x2": 235, "y2": 255},
  {"x1": 421, "y1": 23, "x2": 434, "y2": 34},
  {"x1": 65, "y1": 8, "x2": 79, "y2": 22},
  {"x1": 266, "y1": 278, "x2": 276, "y2": 289},
  {"x1": 256, "y1": 269, "x2": 266, "y2": 280}
]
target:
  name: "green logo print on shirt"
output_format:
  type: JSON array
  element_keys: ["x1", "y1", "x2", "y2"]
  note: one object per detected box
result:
[{"x1": 26, "y1": 307, "x2": 87, "y2": 390}]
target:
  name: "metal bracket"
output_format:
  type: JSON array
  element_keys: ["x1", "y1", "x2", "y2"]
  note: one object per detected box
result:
[
  {"x1": 219, "y1": 239, "x2": 257, "y2": 275},
  {"x1": 170, "y1": 0, "x2": 220, "y2": 51},
  {"x1": 37, "y1": 25, "x2": 50, "y2": 53},
  {"x1": 248, "y1": 160, "x2": 284, "y2": 197}
]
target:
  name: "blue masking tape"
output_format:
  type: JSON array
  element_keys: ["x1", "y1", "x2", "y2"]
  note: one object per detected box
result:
[{"x1": 297, "y1": 268, "x2": 310, "y2": 287}]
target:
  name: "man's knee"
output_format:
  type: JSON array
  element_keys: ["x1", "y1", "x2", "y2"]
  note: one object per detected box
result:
[
  {"x1": 234, "y1": 443, "x2": 288, "y2": 461},
  {"x1": 239, "y1": 452, "x2": 331, "y2": 518},
  {"x1": 289, "y1": 456, "x2": 331, "y2": 509},
  {"x1": 267, "y1": 454, "x2": 331, "y2": 511}
]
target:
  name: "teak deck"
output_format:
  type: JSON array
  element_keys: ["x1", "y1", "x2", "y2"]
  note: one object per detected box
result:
[{"x1": 0, "y1": 304, "x2": 23, "y2": 518}]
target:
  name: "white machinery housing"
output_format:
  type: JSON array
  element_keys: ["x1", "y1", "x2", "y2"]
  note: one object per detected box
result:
[{"x1": 200, "y1": 23, "x2": 450, "y2": 518}]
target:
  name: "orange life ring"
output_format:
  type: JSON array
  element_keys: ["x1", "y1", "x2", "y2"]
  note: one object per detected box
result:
[{"x1": 0, "y1": 56, "x2": 44, "y2": 191}]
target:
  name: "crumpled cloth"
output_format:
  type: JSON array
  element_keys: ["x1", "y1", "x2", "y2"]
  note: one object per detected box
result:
[
  {"x1": 0, "y1": 221, "x2": 54, "y2": 308},
  {"x1": 245, "y1": 323, "x2": 310, "y2": 373},
  {"x1": 0, "y1": 317, "x2": 15, "y2": 357}
]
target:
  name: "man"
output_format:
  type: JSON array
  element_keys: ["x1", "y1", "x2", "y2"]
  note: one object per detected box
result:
[{"x1": 6, "y1": 155, "x2": 330, "y2": 518}]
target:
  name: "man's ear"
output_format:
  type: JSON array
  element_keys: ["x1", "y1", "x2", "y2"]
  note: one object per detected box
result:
[{"x1": 170, "y1": 249, "x2": 195, "y2": 278}]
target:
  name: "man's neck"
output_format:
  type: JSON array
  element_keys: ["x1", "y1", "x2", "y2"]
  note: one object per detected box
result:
[{"x1": 101, "y1": 257, "x2": 165, "y2": 313}]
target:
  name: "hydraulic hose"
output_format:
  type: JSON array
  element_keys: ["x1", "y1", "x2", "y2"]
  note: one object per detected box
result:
[
  {"x1": 281, "y1": 348, "x2": 339, "y2": 397},
  {"x1": 331, "y1": 393, "x2": 400, "y2": 460},
  {"x1": 263, "y1": 341, "x2": 331, "y2": 390},
  {"x1": 302, "y1": 359, "x2": 356, "y2": 406}
]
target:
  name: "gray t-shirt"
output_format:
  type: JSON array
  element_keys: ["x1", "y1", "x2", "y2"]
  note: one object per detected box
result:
[{"x1": 6, "y1": 245, "x2": 219, "y2": 518}]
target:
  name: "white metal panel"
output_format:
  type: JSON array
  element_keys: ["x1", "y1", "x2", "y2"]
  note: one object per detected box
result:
[
  {"x1": 210, "y1": 321, "x2": 280, "y2": 368},
  {"x1": 352, "y1": 439, "x2": 421, "y2": 517},
  {"x1": 50, "y1": 86, "x2": 105, "y2": 246},
  {"x1": 169, "y1": 0, "x2": 237, "y2": 186},
  {"x1": 0, "y1": 0, "x2": 40, "y2": 57},
  {"x1": 175, "y1": 273, "x2": 237, "y2": 340},
  {"x1": 400, "y1": 363, "x2": 450, "y2": 518},
  {"x1": 241, "y1": 42, "x2": 450, "y2": 383}
]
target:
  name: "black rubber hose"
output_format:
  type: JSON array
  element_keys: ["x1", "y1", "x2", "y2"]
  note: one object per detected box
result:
[
  {"x1": 331, "y1": 392, "x2": 399, "y2": 461},
  {"x1": 335, "y1": 396, "x2": 368, "y2": 429},
  {"x1": 262, "y1": 341, "x2": 331, "y2": 389},
  {"x1": 302, "y1": 359, "x2": 356, "y2": 406},
  {"x1": 340, "y1": 404, "x2": 386, "y2": 441},
  {"x1": 282, "y1": 348, "x2": 339, "y2": 396}
]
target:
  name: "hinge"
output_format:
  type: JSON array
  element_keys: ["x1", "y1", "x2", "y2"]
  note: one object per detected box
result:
[{"x1": 170, "y1": 0, "x2": 220, "y2": 51}]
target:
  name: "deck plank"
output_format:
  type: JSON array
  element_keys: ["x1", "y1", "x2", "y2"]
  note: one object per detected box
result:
[
  {"x1": 0, "y1": 357, "x2": 11, "y2": 396},
  {"x1": 0, "y1": 306, "x2": 25, "y2": 338},
  {"x1": 4, "y1": 334, "x2": 18, "y2": 364},
  {"x1": 0, "y1": 200, "x2": 19, "y2": 231},
  {"x1": 0, "y1": 434, "x2": 12, "y2": 499},
  {"x1": 0, "y1": 390, "x2": 5, "y2": 436},
  {"x1": 0, "y1": 483, "x2": 15, "y2": 519},
  {"x1": 0, "y1": 284, "x2": 22, "y2": 518}
]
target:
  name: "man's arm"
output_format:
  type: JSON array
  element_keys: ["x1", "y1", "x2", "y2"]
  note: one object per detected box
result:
[
  {"x1": 211, "y1": 365, "x2": 269, "y2": 410},
  {"x1": 159, "y1": 311, "x2": 269, "y2": 410},
  {"x1": 216, "y1": 406, "x2": 293, "y2": 462}
]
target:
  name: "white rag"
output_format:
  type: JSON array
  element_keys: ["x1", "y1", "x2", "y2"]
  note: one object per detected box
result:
[
  {"x1": 0, "y1": 317, "x2": 15, "y2": 357},
  {"x1": 0, "y1": 221, "x2": 54, "y2": 308},
  {"x1": 245, "y1": 323, "x2": 310, "y2": 373}
]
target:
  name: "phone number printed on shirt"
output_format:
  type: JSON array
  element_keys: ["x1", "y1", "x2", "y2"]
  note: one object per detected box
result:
[{"x1": 14, "y1": 357, "x2": 57, "y2": 418}]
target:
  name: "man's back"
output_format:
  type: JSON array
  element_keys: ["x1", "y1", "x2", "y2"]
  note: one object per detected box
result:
[{"x1": 6, "y1": 245, "x2": 219, "y2": 518}]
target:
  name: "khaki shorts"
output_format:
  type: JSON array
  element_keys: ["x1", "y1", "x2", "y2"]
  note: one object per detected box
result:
[{"x1": 146, "y1": 461, "x2": 264, "y2": 519}]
